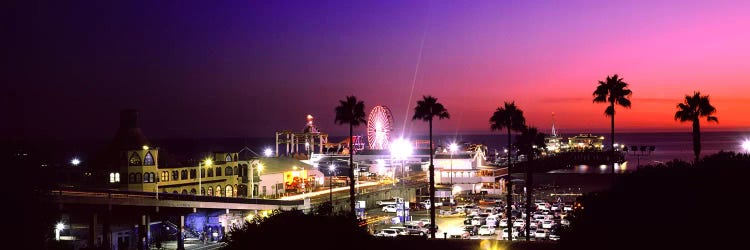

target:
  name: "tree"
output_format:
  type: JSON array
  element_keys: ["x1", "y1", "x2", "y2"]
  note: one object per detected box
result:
[
  {"x1": 674, "y1": 91, "x2": 718, "y2": 162},
  {"x1": 490, "y1": 101, "x2": 526, "y2": 241},
  {"x1": 592, "y1": 74, "x2": 632, "y2": 172},
  {"x1": 515, "y1": 126, "x2": 546, "y2": 241},
  {"x1": 412, "y1": 95, "x2": 450, "y2": 239},
  {"x1": 335, "y1": 96, "x2": 366, "y2": 218}
]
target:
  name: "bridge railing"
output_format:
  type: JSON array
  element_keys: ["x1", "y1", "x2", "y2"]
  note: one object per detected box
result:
[{"x1": 50, "y1": 188, "x2": 304, "y2": 206}]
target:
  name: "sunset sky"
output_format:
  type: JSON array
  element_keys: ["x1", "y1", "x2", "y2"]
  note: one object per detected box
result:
[{"x1": 6, "y1": 0, "x2": 750, "y2": 141}]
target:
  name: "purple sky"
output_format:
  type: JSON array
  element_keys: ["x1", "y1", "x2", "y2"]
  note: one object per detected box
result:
[{"x1": 5, "y1": 0, "x2": 750, "y2": 142}]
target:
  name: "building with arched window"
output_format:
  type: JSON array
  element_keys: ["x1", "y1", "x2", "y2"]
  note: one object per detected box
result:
[{"x1": 90, "y1": 110, "x2": 324, "y2": 199}]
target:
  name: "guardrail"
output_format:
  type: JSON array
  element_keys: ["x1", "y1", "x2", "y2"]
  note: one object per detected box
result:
[{"x1": 49, "y1": 188, "x2": 304, "y2": 206}]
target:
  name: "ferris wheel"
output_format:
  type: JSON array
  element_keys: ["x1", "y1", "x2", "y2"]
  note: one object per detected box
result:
[{"x1": 367, "y1": 105, "x2": 394, "y2": 150}]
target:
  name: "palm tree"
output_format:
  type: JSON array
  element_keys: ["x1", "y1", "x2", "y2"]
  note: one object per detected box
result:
[
  {"x1": 334, "y1": 96, "x2": 366, "y2": 219},
  {"x1": 490, "y1": 101, "x2": 526, "y2": 241},
  {"x1": 412, "y1": 95, "x2": 450, "y2": 239},
  {"x1": 593, "y1": 74, "x2": 632, "y2": 172},
  {"x1": 674, "y1": 91, "x2": 718, "y2": 162},
  {"x1": 515, "y1": 126, "x2": 546, "y2": 241}
]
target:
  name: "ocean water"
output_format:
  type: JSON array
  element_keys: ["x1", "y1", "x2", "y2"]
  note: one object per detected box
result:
[
  {"x1": 36, "y1": 131, "x2": 750, "y2": 167},
  {"x1": 154, "y1": 131, "x2": 750, "y2": 163}
]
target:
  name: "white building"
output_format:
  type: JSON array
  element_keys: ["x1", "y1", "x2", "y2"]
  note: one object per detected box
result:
[{"x1": 434, "y1": 146, "x2": 507, "y2": 195}]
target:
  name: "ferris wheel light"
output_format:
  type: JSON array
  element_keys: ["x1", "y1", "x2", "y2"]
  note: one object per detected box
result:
[{"x1": 367, "y1": 105, "x2": 394, "y2": 150}]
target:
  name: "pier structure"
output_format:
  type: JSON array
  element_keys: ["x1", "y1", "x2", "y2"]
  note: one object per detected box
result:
[{"x1": 275, "y1": 115, "x2": 329, "y2": 158}]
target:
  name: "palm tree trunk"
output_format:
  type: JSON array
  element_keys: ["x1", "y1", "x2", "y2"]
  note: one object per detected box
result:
[
  {"x1": 429, "y1": 119, "x2": 436, "y2": 239},
  {"x1": 349, "y1": 123, "x2": 356, "y2": 219},
  {"x1": 506, "y1": 127, "x2": 513, "y2": 241},
  {"x1": 693, "y1": 118, "x2": 701, "y2": 163},
  {"x1": 610, "y1": 101, "x2": 615, "y2": 174},
  {"x1": 525, "y1": 155, "x2": 532, "y2": 241}
]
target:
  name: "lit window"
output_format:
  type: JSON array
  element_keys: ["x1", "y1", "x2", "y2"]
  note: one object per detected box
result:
[
  {"x1": 110, "y1": 173, "x2": 115, "y2": 183},
  {"x1": 143, "y1": 152, "x2": 155, "y2": 166},
  {"x1": 129, "y1": 152, "x2": 142, "y2": 166},
  {"x1": 225, "y1": 154, "x2": 232, "y2": 162}
]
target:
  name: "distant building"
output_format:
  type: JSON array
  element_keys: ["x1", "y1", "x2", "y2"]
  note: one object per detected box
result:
[
  {"x1": 567, "y1": 133, "x2": 605, "y2": 151},
  {"x1": 90, "y1": 109, "x2": 318, "y2": 198},
  {"x1": 433, "y1": 145, "x2": 507, "y2": 195}
]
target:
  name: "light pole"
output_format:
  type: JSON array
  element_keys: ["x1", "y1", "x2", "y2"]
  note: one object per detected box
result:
[
  {"x1": 390, "y1": 138, "x2": 413, "y2": 190},
  {"x1": 329, "y1": 164, "x2": 336, "y2": 214},
  {"x1": 449, "y1": 143, "x2": 458, "y2": 210},
  {"x1": 198, "y1": 159, "x2": 212, "y2": 196}
]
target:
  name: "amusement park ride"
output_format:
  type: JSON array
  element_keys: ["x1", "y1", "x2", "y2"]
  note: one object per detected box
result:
[{"x1": 275, "y1": 106, "x2": 405, "y2": 159}]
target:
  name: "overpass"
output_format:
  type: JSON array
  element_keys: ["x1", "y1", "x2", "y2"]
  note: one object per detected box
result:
[
  {"x1": 49, "y1": 188, "x2": 309, "y2": 211},
  {"x1": 45, "y1": 188, "x2": 309, "y2": 250}
]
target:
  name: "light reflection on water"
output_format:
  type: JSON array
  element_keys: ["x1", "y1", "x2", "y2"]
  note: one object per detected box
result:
[{"x1": 549, "y1": 161, "x2": 633, "y2": 174}]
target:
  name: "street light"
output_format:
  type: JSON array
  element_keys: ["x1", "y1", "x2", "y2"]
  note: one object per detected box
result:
[
  {"x1": 264, "y1": 148, "x2": 273, "y2": 157},
  {"x1": 55, "y1": 222, "x2": 64, "y2": 241},
  {"x1": 198, "y1": 158, "x2": 212, "y2": 196},
  {"x1": 742, "y1": 140, "x2": 750, "y2": 152},
  {"x1": 390, "y1": 138, "x2": 413, "y2": 189},
  {"x1": 449, "y1": 143, "x2": 458, "y2": 210},
  {"x1": 71, "y1": 158, "x2": 80, "y2": 166},
  {"x1": 329, "y1": 164, "x2": 336, "y2": 214}
]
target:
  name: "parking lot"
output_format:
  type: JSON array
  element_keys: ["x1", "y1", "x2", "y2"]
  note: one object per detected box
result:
[{"x1": 368, "y1": 187, "x2": 577, "y2": 241}]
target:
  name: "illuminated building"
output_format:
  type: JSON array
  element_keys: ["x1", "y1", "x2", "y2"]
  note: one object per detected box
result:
[{"x1": 567, "y1": 134, "x2": 605, "y2": 151}]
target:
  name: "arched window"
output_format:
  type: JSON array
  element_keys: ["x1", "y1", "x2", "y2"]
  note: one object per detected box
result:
[
  {"x1": 207, "y1": 168, "x2": 213, "y2": 177},
  {"x1": 190, "y1": 188, "x2": 196, "y2": 195},
  {"x1": 181, "y1": 170, "x2": 188, "y2": 180},
  {"x1": 216, "y1": 185, "x2": 222, "y2": 197},
  {"x1": 150, "y1": 172, "x2": 156, "y2": 182},
  {"x1": 173, "y1": 190, "x2": 178, "y2": 194},
  {"x1": 234, "y1": 184, "x2": 238, "y2": 197},
  {"x1": 226, "y1": 185, "x2": 233, "y2": 197},
  {"x1": 143, "y1": 152, "x2": 155, "y2": 166},
  {"x1": 129, "y1": 173, "x2": 136, "y2": 183},
  {"x1": 201, "y1": 169, "x2": 205, "y2": 178},
  {"x1": 129, "y1": 152, "x2": 142, "y2": 166},
  {"x1": 182, "y1": 189, "x2": 188, "y2": 195},
  {"x1": 161, "y1": 171, "x2": 169, "y2": 181},
  {"x1": 172, "y1": 171, "x2": 178, "y2": 180},
  {"x1": 201, "y1": 187, "x2": 205, "y2": 195},
  {"x1": 233, "y1": 166, "x2": 237, "y2": 176},
  {"x1": 216, "y1": 167, "x2": 222, "y2": 176},
  {"x1": 207, "y1": 187, "x2": 213, "y2": 196},
  {"x1": 135, "y1": 173, "x2": 142, "y2": 183},
  {"x1": 189, "y1": 169, "x2": 196, "y2": 179},
  {"x1": 225, "y1": 154, "x2": 232, "y2": 162},
  {"x1": 225, "y1": 167, "x2": 233, "y2": 176}
]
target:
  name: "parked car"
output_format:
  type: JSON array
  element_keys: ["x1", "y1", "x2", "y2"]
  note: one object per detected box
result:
[
  {"x1": 388, "y1": 226, "x2": 408, "y2": 235},
  {"x1": 560, "y1": 219, "x2": 570, "y2": 226},
  {"x1": 376, "y1": 229, "x2": 399, "y2": 237},
  {"x1": 471, "y1": 216, "x2": 485, "y2": 226},
  {"x1": 464, "y1": 216, "x2": 474, "y2": 225},
  {"x1": 563, "y1": 204, "x2": 573, "y2": 212},
  {"x1": 502, "y1": 228, "x2": 519, "y2": 240},
  {"x1": 486, "y1": 215, "x2": 499, "y2": 227},
  {"x1": 478, "y1": 225, "x2": 495, "y2": 236},
  {"x1": 514, "y1": 219, "x2": 525, "y2": 228},
  {"x1": 549, "y1": 229, "x2": 560, "y2": 241},
  {"x1": 542, "y1": 220, "x2": 554, "y2": 229},
  {"x1": 404, "y1": 224, "x2": 428, "y2": 236},
  {"x1": 499, "y1": 219, "x2": 508, "y2": 227},
  {"x1": 464, "y1": 225, "x2": 478, "y2": 236},
  {"x1": 534, "y1": 229, "x2": 548, "y2": 238},
  {"x1": 382, "y1": 205, "x2": 397, "y2": 213}
]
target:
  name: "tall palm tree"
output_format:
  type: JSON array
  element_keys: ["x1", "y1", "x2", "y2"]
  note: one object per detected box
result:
[
  {"x1": 674, "y1": 91, "x2": 718, "y2": 162},
  {"x1": 515, "y1": 126, "x2": 546, "y2": 241},
  {"x1": 490, "y1": 101, "x2": 526, "y2": 241},
  {"x1": 334, "y1": 96, "x2": 366, "y2": 219},
  {"x1": 593, "y1": 74, "x2": 632, "y2": 172},
  {"x1": 412, "y1": 95, "x2": 450, "y2": 239}
]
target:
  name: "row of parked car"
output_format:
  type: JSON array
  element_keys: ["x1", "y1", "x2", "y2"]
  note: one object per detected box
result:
[
  {"x1": 451, "y1": 199, "x2": 572, "y2": 240},
  {"x1": 374, "y1": 219, "x2": 438, "y2": 237}
]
